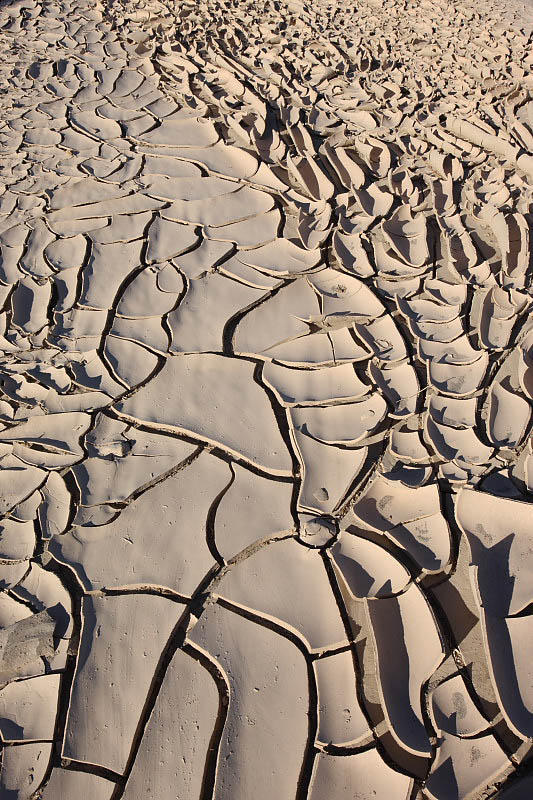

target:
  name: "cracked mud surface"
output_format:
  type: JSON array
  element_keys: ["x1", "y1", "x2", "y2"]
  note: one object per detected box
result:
[{"x1": 1, "y1": 0, "x2": 533, "y2": 797}]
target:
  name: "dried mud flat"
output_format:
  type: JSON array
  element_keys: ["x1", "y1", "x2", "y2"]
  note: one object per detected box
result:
[{"x1": 0, "y1": 0, "x2": 533, "y2": 797}]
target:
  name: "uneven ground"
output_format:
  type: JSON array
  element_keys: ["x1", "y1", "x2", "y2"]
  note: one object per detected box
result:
[{"x1": 0, "y1": 0, "x2": 533, "y2": 797}]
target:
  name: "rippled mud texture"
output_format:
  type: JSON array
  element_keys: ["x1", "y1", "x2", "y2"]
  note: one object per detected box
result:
[{"x1": 0, "y1": 0, "x2": 533, "y2": 797}]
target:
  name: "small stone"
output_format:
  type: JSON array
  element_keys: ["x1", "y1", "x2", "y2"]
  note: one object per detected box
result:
[{"x1": 298, "y1": 514, "x2": 338, "y2": 548}]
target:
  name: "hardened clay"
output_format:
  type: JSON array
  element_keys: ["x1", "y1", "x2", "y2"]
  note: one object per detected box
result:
[{"x1": 0, "y1": 0, "x2": 533, "y2": 797}]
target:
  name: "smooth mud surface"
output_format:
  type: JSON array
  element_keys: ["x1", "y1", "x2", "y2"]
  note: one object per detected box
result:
[{"x1": 0, "y1": 0, "x2": 533, "y2": 797}]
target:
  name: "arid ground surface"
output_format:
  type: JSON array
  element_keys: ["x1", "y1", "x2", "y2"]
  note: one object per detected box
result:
[{"x1": 1, "y1": 0, "x2": 533, "y2": 797}]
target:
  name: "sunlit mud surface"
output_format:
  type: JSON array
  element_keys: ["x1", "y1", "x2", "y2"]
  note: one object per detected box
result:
[{"x1": 1, "y1": 0, "x2": 533, "y2": 797}]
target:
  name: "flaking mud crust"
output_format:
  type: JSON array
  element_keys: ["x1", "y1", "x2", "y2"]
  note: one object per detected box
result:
[{"x1": 0, "y1": 0, "x2": 532, "y2": 797}]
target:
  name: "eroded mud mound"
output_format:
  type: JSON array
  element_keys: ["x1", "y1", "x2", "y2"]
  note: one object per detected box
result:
[{"x1": 0, "y1": 0, "x2": 533, "y2": 797}]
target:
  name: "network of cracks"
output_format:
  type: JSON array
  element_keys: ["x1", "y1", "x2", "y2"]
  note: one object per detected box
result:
[{"x1": 0, "y1": 0, "x2": 533, "y2": 797}]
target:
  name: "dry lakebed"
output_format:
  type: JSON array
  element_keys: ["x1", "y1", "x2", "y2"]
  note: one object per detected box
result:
[{"x1": 0, "y1": 0, "x2": 533, "y2": 797}]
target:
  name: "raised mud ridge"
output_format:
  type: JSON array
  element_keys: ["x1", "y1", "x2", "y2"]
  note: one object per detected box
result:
[{"x1": 0, "y1": 0, "x2": 533, "y2": 797}]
